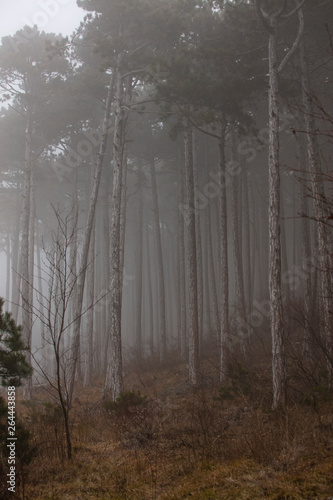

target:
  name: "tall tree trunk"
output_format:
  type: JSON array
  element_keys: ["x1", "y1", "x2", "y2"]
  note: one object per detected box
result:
[
  {"x1": 218, "y1": 118, "x2": 229, "y2": 383},
  {"x1": 230, "y1": 131, "x2": 247, "y2": 347},
  {"x1": 178, "y1": 160, "x2": 187, "y2": 361},
  {"x1": 184, "y1": 118, "x2": 200, "y2": 385},
  {"x1": 146, "y1": 223, "x2": 154, "y2": 356},
  {"x1": 26, "y1": 176, "x2": 35, "y2": 396},
  {"x1": 280, "y1": 186, "x2": 289, "y2": 301},
  {"x1": 205, "y1": 153, "x2": 220, "y2": 337},
  {"x1": 193, "y1": 130, "x2": 204, "y2": 349},
  {"x1": 256, "y1": 0, "x2": 305, "y2": 409},
  {"x1": 104, "y1": 66, "x2": 128, "y2": 400},
  {"x1": 296, "y1": 128, "x2": 312, "y2": 356},
  {"x1": 101, "y1": 170, "x2": 111, "y2": 375},
  {"x1": 268, "y1": 22, "x2": 285, "y2": 408},
  {"x1": 21, "y1": 110, "x2": 33, "y2": 397},
  {"x1": 36, "y1": 220, "x2": 47, "y2": 369},
  {"x1": 242, "y1": 163, "x2": 252, "y2": 313},
  {"x1": 11, "y1": 191, "x2": 21, "y2": 323},
  {"x1": 151, "y1": 159, "x2": 167, "y2": 362},
  {"x1": 69, "y1": 71, "x2": 114, "y2": 407},
  {"x1": 84, "y1": 219, "x2": 95, "y2": 387},
  {"x1": 6, "y1": 235, "x2": 10, "y2": 303},
  {"x1": 69, "y1": 168, "x2": 79, "y2": 372},
  {"x1": 135, "y1": 164, "x2": 144, "y2": 358},
  {"x1": 299, "y1": 41, "x2": 333, "y2": 383}
]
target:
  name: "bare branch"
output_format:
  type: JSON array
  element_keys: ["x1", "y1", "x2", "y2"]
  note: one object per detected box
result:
[
  {"x1": 276, "y1": 0, "x2": 289, "y2": 18},
  {"x1": 280, "y1": 0, "x2": 307, "y2": 19}
]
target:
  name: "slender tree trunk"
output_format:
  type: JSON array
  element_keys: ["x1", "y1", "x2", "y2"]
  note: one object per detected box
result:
[
  {"x1": 84, "y1": 220, "x2": 95, "y2": 387},
  {"x1": 267, "y1": 22, "x2": 286, "y2": 408},
  {"x1": 256, "y1": 0, "x2": 305, "y2": 409},
  {"x1": 26, "y1": 176, "x2": 35, "y2": 395},
  {"x1": 36, "y1": 220, "x2": 47, "y2": 367},
  {"x1": 69, "y1": 168, "x2": 79, "y2": 367},
  {"x1": 151, "y1": 159, "x2": 167, "y2": 362},
  {"x1": 242, "y1": 164, "x2": 252, "y2": 313},
  {"x1": 119, "y1": 155, "x2": 128, "y2": 293},
  {"x1": 101, "y1": 170, "x2": 111, "y2": 375},
  {"x1": 21, "y1": 110, "x2": 33, "y2": 397},
  {"x1": 6, "y1": 235, "x2": 10, "y2": 303},
  {"x1": 184, "y1": 118, "x2": 199, "y2": 385},
  {"x1": 178, "y1": 160, "x2": 187, "y2": 361},
  {"x1": 146, "y1": 223, "x2": 154, "y2": 356},
  {"x1": 69, "y1": 72, "x2": 114, "y2": 407},
  {"x1": 218, "y1": 119, "x2": 229, "y2": 383},
  {"x1": 94, "y1": 222, "x2": 102, "y2": 371},
  {"x1": 193, "y1": 130, "x2": 204, "y2": 349},
  {"x1": 11, "y1": 191, "x2": 21, "y2": 323},
  {"x1": 280, "y1": 186, "x2": 289, "y2": 300},
  {"x1": 205, "y1": 157, "x2": 220, "y2": 336},
  {"x1": 135, "y1": 164, "x2": 144, "y2": 358},
  {"x1": 230, "y1": 130, "x2": 247, "y2": 347},
  {"x1": 105, "y1": 66, "x2": 128, "y2": 400},
  {"x1": 299, "y1": 41, "x2": 333, "y2": 383},
  {"x1": 296, "y1": 129, "x2": 312, "y2": 356}
]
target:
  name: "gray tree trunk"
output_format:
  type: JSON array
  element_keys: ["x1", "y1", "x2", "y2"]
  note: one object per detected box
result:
[
  {"x1": 184, "y1": 118, "x2": 200, "y2": 385},
  {"x1": 296, "y1": 128, "x2": 312, "y2": 356},
  {"x1": 101, "y1": 170, "x2": 111, "y2": 375},
  {"x1": 256, "y1": 0, "x2": 304, "y2": 407},
  {"x1": 69, "y1": 72, "x2": 114, "y2": 407},
  {"x1": 84, "y1": 219, "x2": 95, "y2": 387},
  {"x1": 135, "y1": 164, "x2": 144, "y2": 358},
  {"x1": 151, "y1": 159, "x2": 167, "y2": 362},
  {"x1": 178, "y1": 160, "x2": 187, "y2": 361},
  {"x1": 299, "y1": 40, "x2": 333, "y2": 383},
  {"x1": 193, "y1": 130, "x2": 204, "y2": 350},
  {"x1": 218, "y1": 118, "x2": 229, "y2": 383},
  {"x1": 230, "y1": 130, "x2": 247, "y2": 347},
  {"x1": 267, "y1": 22, "x2": 286, "y2": 408},
  {"x1": 104, "y1": 67, "x2": 128, "y2": 400},
  {"x1": 146, "y1": 224, "x2": 154, "y2": 356},
  {"x1": 21, "y1": 110, "x2": 33, "y2": 398},
  {"x1": 11, "y1": 190, "x2": 21, "y2": 323}
]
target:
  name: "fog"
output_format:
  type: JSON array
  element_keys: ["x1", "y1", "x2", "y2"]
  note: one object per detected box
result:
[
  {"x1": 0, "y1": 0, "x2": 332, "y2": 486},
  {"x1": 0, "y1": 0, "x2": 85, "y2": 39}
]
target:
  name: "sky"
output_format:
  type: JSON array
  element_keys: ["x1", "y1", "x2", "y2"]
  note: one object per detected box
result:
[
  {"x1": 0, "y1": 0, "x2": 86, "y2": 298},
  {"x1": 0, "y1": 0, "x2": 86, "y2": 39}
]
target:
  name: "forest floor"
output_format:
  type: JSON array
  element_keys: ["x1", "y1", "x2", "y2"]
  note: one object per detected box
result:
[{"x1": 10, "y1": 344, "x2": 333, "y2": 499}]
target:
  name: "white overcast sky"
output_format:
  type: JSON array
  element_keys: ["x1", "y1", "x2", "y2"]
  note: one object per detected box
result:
[
  {"x1": 0, "y1": 0, "x2": 86, "y2": 299},
  {"x1": 0, "y1": 0, "x2": 86, "y2": 39}
]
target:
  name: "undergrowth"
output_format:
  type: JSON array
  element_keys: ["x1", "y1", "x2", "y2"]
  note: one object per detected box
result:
[{"x1": 9, "y1": 352, "x2": 333, "y2": 499}]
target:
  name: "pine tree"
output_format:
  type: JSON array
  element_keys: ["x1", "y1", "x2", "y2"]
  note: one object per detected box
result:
[{"x1": 0, "y1": 298, "x2": 32, "y2": 387}]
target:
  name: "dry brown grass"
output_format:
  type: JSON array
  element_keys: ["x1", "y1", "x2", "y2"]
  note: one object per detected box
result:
[{"x1": 12, "y1": 349, "x2": 333, "y2": 499}]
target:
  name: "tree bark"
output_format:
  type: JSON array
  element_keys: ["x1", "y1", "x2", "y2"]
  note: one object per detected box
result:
[
  {"x1": 178, "y1": 160, "x2": 187, "y2": 361},
  {"x1": 145, "y1": 223, "x2": 154, "y2": 356},
  {"x1": 135, "y1": 163, "x2": 144, "y2": 358},
  {"x1": 184, "y1": 118, "x2": 200, "y2": 385},
  {"x1": 105, "y1": 66, "x2": 128, "y2": 400},
  {"x1": 151, "y1": 159, "x2": 167, "y2": 362},
  {"x1": 255, "y1": 0, "x2": 304, "y2": 407},
  {"x1": 299, "y1": 40, "x2": 333, "y2": 383},
  {"x1": 296, "y1": 128, "x2": 312, "y2": 356},
  {"x1": 69, "y1": 71, "x2": 114, "y2": 407},
  {"x1": 84, "y1": 219, "x2": 95, "y2": 387},
  {"x1": 267, "y1": 20, "x2": 286, "y2": 408},
  {"x1": 218, "y1": 118, "x2": 229, "y2": 383},
  {"x1": 21, "y1": 110, "x2": 33, "y2": 398},
  {"x1": 193, "y1": 129, "x2": 204, "y2": 350},
  {"x1": 230, "y1": 130, "x2": 247, "y2": 348}
]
